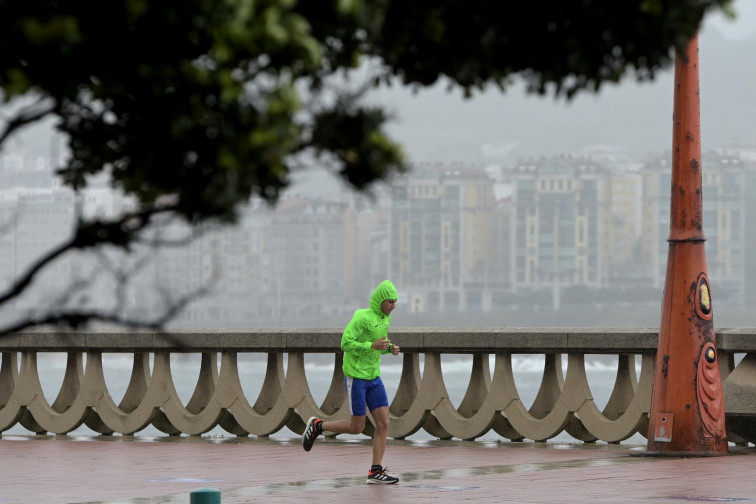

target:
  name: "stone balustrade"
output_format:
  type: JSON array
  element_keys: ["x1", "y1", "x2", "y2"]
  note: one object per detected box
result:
[{"x1": 0, "y1": 328, "x2": 755, "y2": 444}]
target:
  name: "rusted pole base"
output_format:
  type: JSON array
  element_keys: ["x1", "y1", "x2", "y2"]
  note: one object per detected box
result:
[{"x1": 646, "y1": 243, "x2": 727, "y2": 455}]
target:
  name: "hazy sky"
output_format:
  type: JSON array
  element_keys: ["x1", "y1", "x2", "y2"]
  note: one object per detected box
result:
[{"x1": 364, "y1": 1, "x2": 756, "y2": 164}]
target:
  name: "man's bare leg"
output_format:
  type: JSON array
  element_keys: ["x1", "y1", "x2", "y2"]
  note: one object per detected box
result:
[
  {"x1": 370, "y1": 406, "x2": 390, "y2": 466},
  {"x1": 316, "y1": 410, "x2": 389, "y2": 465},
  {"x1": 321, "y1": 415, "x2": 365, "y2": 435}
]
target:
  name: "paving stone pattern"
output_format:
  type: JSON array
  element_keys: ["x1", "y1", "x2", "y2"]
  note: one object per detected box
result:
[{"x1": 1, "y1": 435, "x2": 756, "y2": 503}]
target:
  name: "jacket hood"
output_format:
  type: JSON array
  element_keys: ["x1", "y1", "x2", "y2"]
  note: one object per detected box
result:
[{"x1": 369, "y1": 280, "x2": 397, "y2": 316}]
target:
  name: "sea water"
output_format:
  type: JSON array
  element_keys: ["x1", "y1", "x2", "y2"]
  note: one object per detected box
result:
[{"x1": 6, "y1": 353, "x2": 646, "y2": 444}]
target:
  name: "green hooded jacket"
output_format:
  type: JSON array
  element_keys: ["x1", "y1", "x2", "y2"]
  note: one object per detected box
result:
[{"x1": 341, "y1": 280, "x2": 398, "y2": 380}]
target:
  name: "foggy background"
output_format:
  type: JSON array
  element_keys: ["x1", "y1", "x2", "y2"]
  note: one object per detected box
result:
[{"x1": 2, "y1": 2, "x2": 756, "y2": 331}]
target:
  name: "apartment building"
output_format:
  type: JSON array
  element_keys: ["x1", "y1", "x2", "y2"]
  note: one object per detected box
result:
[
  {"x1": 511, "y1": 157, "x2": 608, "y2": 291},
  {"x1": 603, "y1": 172, "x2": 643, "y2": 279},
  {"x1": 8, "y1": 189, "x2": 76, "y2": 310},
  {"x1": 253, "y1": 197, "x2": 357, "y2": 319},
  {"x1": 640, "y1": 152, "x2": 756, "y2": 304},
  {"x1": 389, "y1": 164, "x2": 507, "y2": 313}
]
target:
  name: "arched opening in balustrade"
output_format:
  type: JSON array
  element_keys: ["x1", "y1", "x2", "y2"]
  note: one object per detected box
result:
[
  {"x1": 583, "y1": 354, "x2": 624, "y2": 412},
  {"x1": 170, "y1": 353, "x2": 212, "y2": 405},
  {"x1": 510, "y1": 353, "x2": 558, "y2": 411},
  {"x1": 36, "y1": 352, "x2": 70, "y2": 409},
  {"x1": 377, "y1": 351, "x2": 408, "y2": 411},
  {"x1": 440, "y1": 354, "x2": 479, "y2": 409},
  {"x1": 237, "y1": 351, "x2": 271, "y2": 413},
  {"x1": 299, "y1": 352, "x2": 335, "y2": 408},
  {"x1": 101, "y1": 352, "x2": 143, "y2": 406}
]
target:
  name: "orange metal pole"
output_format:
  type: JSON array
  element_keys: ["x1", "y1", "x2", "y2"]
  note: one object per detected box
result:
[{"x1": 646, "y1": 33, "x2": 728, "y2": 455}]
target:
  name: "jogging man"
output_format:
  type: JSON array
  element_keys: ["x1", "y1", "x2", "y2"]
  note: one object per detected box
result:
[{"x1": 301, "y1": 280, "x2": 401, "y2": 484}]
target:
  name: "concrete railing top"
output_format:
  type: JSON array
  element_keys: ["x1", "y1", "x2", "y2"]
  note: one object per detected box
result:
[{"x1": 0, "y1": 327, "x2": 754, "y2": 353}]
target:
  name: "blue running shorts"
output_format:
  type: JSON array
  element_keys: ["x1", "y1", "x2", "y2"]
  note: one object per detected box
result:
[{"x1": 344, "y1": 376, "x2": 389, "y2": 417}]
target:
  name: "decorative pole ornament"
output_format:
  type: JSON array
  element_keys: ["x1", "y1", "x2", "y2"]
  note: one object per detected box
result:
[{"x1": 646, "y1": 33, "x2": 728, "y2": 455}]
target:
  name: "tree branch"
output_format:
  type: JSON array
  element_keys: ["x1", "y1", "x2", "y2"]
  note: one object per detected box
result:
[
  {"x1": 0, "y1": 280, "x2": 213, "y2": 335},
  {"x1": 0, "y1": 204, "x2": 177, "y2": 307},
  {"x1": 0, "y1": 97, "x2": 56, "y2": 149}
]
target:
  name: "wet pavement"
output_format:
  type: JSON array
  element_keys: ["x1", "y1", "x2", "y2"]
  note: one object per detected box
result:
[{"x1": 2, "y1": 434, "x2": 756, "y2": 503}]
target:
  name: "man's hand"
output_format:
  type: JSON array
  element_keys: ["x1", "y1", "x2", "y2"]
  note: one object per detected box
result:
[
  {"x1": 389, "y1": 343, "x2": 401, "y2": 356},
  {"x1": 372, "y1": 337, "x2": 391, "y2": 351}
]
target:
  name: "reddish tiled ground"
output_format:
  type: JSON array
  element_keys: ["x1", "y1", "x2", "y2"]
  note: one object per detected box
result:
[{"x1": 1, "y1": 435, "x2": 755, "y2": 503}]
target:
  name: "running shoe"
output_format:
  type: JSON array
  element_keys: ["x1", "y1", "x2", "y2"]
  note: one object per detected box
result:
[
  {"x1": 301, "y1": 416, "x2": 322, "y2": 452},
  {"x1": 367, "y1": 466, "x2": 399, "y2": 484}
]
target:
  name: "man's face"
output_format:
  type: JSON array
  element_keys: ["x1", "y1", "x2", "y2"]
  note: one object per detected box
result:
[{"x1": 381, "y1": 299, "x2": 397, "y2": 315}]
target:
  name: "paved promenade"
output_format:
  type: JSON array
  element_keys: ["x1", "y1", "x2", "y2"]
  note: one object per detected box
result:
[{"x1": 2, "y1": 434, "x2": 756, "y2": 503}]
